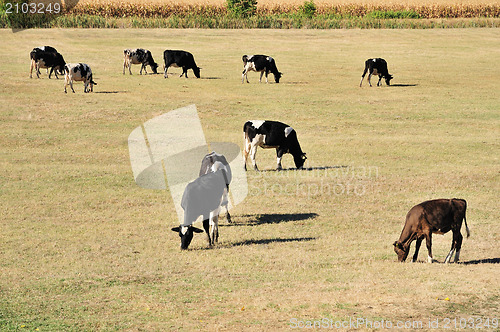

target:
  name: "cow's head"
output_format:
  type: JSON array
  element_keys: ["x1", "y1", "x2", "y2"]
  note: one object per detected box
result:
[
  {"x1": 393, "y1": 241, "x2": 409, "y2": 262},
  {"x1": 274, "y1": 72, "x2": 282, "y2": 83},
  {"x1": 193, "y1": 67, "x2": 201, "y2": 78},
  {"x1": 294, "y1": 153, "x2": 307, "y2": 169},
  {"x1": 385, "y1": 74, "x2": 393, "y2": 86},
  {"x1": 151, "y1": 62, "x2": 159, "y2": 74},
  {"x1": 171, "y1": 225, "x2": 204, "y2": 250}
]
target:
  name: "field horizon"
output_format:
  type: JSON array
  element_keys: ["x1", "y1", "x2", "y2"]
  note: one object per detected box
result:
[{"x1": 0, "y1": 28, "x2": 499, "y2": 330}]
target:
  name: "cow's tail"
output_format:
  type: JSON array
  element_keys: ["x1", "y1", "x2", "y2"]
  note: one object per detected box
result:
[{"x1": 463, "y1": 199, "x2": 470, "y2": 238}]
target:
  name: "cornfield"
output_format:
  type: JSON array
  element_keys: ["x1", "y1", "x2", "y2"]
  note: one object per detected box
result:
[{"x1": 67, "y1": 2, "x2": 500, "y2": 19}]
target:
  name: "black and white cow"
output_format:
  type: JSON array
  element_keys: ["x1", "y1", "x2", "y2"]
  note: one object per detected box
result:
[
  {"x1": 242, "y1": 55, "x2": 282, "y2": 84},
  {"x1": 30, "y1": 47, "x2": 65, "y2": 79},
  {"x1": 171, "y1": 161, "x2": 230, "y2": 250},
  {"x1": 64, "y1": 63, "x2": 97, "y2": 93},
  {"x1": 243, "y1": 120, "x2": 306, "y2": 171},
  {"x1": 123, "y1": 48, "x2": 158, "y2": 75},
  {"x1": 199, "y1": 151, "x2": 232, "y2": 224},
  {"x1": 360, "y1": 58, "x2": 393, "y2": 87},
  {"x1": 163, "y1": 50, "x2": 200, "y2": 78}
]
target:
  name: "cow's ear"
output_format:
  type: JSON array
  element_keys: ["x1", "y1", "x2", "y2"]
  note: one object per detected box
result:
[
  {"x1": 171, "y1": 227, "x2": 180, "y2": 232},
  {"x1": 192, "y1": 227, "x2": 204, "y2": 233},
  {"x1": 393, "y1": 241, "x2": 399, "y2": 247}
]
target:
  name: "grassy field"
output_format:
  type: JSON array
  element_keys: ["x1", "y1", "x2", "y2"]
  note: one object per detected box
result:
[{"x1": 1, "y1": 28, "x2": 499, "y2": 330}]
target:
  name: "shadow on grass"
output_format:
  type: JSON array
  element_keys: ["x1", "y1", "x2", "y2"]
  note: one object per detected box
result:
[
  {"x1": 94, "y1": 91, "x2": 128, "y2": 94},
  {"x1": 260, "y1": 165, "x2": 348, "y2": 172},
  {"x1": 201, "y1": 77, "x2": 222, "y2": 80},
  {"x1": 225, "y1": 212, "x2": 319, "y2": 226},
  {"x1": 232, "y1": 237, "x2": 316, "y2": 246},
  {"x1": 460, "y1": 258, "x2": 500, "y2": 265},
  {"x1": 391, "y1": 83, "x2": 418, "y2": 87}
]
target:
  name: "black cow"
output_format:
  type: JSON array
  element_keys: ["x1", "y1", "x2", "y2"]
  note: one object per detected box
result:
[
  {"x1": 360, "y1": 58, "x2": 393, "y2": 87},
  {"x1": 199, "y1": 151, "x2": 232, "y2": 224},
  {"x1": 393, "y1": 199, "x2": 470, "y2": 263},
  {"x1": 30, "y1": 47, "x2": 65, "y2": 79},
  {"x1": 123, "y1": 48, "x2": 158, "y2": 75},
  {"x1": 242, "y1": 55, "x2": 282, "y2": 83},
  {"x1": 243, "y1": 120, "x2": 306, "y2": 171},
  {"x1": 171, "y1": 161, "x2": 230, "y2": 250},
  {"x1": 163, "y1": 50, "x2": 200, "y2": 78}
]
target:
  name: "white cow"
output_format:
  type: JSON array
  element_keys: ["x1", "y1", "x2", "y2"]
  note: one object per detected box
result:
[{"x1": 64, "y1": 63, "x2": 97, "y2": 93}]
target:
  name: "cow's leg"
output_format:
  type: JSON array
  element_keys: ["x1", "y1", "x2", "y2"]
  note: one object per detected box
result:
[
  {"x1": 242, "y1": 69, "x2": 249, "y2": 83},
  {"x1": 140, "y1": 63, "x2": 144, "y2": 75},
  {"x1": 30, "y1": 59, "x2": 35, "y2": 78},
  {"x1": 259, "y1": 71, "x2": 264, "y2": 83},
  {"x1": 243, "y1": 137, "x2": 250, "y2": 171},
  {"x1": 425, "y1": 233, "x2": 434, "y2": 263},
  {"x1": 209, "y1": 207, "x2": 220, "y2": 245},
  {"x1": 203, "y1": 217, "x2": 211, "y2": 246},
  {"x1": 123, "y1": 60, "x2": 127, "y2": 74},
  {"x1": 367, "y1": 73, "x2": 373, "y2": 87},
  {"x1": 445, "y1": 231, "x2": 463, "y2": 263},
  {"x1": 276, "y1": 148, "x2": 285, "y2": 170},
  {"x1": 360, "y1": 67, "x2": 368, "y2": 87},
  {"x1": 377, "y1": 75, "x2": 383, "y2": 86},
  {"x1": 35, "y1": 63, "x2": 41, "y2": 78},
  {"x1": 250, "y1": 143, "x2": 259, "y2": 171},
  {"x1": 265, "y1": 70, "x2": 270, "y2": 83},
  {"x1": 222, "y1": 187, "x2": 231, "y2": 223},
  {"x1": 412, "y1": 237, "x2": 423, "y2": 262},
  {"x1": 164, "y1": 64, "x2": 170, "y2": 78},
  {"x1": 69, "y1": 80, "x2": 75, "y2": 93}
]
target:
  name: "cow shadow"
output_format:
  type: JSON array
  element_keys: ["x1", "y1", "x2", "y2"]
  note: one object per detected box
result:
[
  {"x1": 459, "y1": 258, "x2": 500, "y2": 265},
  {"x1": 390, "y1": 83, "x2": 418, "y2": 87},
  {"x1": 231, "y1": 237, "x2": 316, "y2": 246},
  {"x1": 201, "y1": 77, "x2": 222, "y2": 80},
  {"x1": 94, "y1": 91, "x2": 128, "y2": 94},
  {"x1": 225, "y1": 212, "x2": 319, "y2": 226},
  {"x1": 260, "y1": 165, "x2": 348, "y2": 172}
]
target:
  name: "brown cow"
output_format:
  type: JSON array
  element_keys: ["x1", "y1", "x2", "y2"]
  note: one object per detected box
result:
[{"x1": 393, "y1": 198, "x2": 470, "y2": 263}]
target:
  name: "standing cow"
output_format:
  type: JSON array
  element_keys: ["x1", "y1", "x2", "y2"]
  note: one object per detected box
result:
[
  {"x1": 64, "y1": 63, "x2": 97, "y2": 93},
  {"x1": 393, "y1": 198, "x2": 470, "y2": 263},
  {"x1": 163, "y1": 50, "x2": 200, "y2": 78},
  {"x1": 243, "y1": 120, "x2": 306, "y2": 171},
  {"x1": 242, "y1": 55, "x2": 282, "y2": 83},
  {"x1": 360, "y1": 58, "x2": 393, "y2": 87},
  {"x1": 30, "y1": 47, "x2": 66, "y2": 79},
  {"x1": 171, "y1": 159, "x2": 231, "y2": 250},
  {"x1": 123, "y1": 48, "x2": 158, "y2": 75}
]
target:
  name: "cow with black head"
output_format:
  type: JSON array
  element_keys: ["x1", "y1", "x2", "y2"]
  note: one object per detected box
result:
[
  {"x1": 123, "y1": 48, "x2": 159, "y2": 75},
  {"x1": 242, "y1": 55, "x2": 282, "y2": 83},
  {"x1": 360, "y1": 58, "x2": 393, "y2": 87},
  {"x1": 243, "y1": 120, "x2": 306, "y2": 171},
  {"x1": 172, "y1": 155, "x2": 231, "y2": 250}
]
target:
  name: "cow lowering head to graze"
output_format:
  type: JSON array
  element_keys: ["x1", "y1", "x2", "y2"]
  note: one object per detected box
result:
[
  {"x1": 30, "y1": 47, "x2": 65, "y2": 79},
  {"x1": 64, "y1": 63, "x2": 97, "y2": 93},
  {"x1": 242, "y1": 55, "x2": 282, "y2": 84},
  {"x1": 243, "y1": 120, "x2": 306, "y2": 171},
  {"x1": 199, "y1": 151, "x2": 233, "y2": 224},
  {"x1": 163, "y1": 50, "x2": 200, "y2": 79},
  {"x1": 123, "y1": 48, "x2": 158, "y2": 75},
  {"x1": 393, "y1": 198, "x2": 470, "y2": 263},
  {"x1": 171, "y1": 161, "x2": 230, "y2": 250},
  {"x1": 360, "y1": 58, "x2": 393, "y2": 87}
]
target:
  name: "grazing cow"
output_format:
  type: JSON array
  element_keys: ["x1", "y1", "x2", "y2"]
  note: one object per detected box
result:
[
  {"x1": 243, "y1": 120, "x2": 306, "y2": 171},
  {"x1": 171, "y1": 161, "x2": 230, "y2": 250},
  {"x1": 30, "y1": 47, "x2": 65, "y2": 79},
  {"x1": 242, "y1": 55, "x2": 282, "y2": 83},
  {"x1": 163, "y1": 50, "x2": 200, "y2": 78},
  {"x1": 123, "y1": 48, "x2": 158, "y2": 75},
  {"x1": 360, "y1": 58, "x2": 393, "y2": 87},
  {"x1": 64, "y1": 63, "x2": 97, "y2": 93},
  {"x1": 393, "y1": 198, "x2": 470, "y2": 263},
  {"x1": 199, "y1": 151, "x2": 232, "y2": 224}
]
